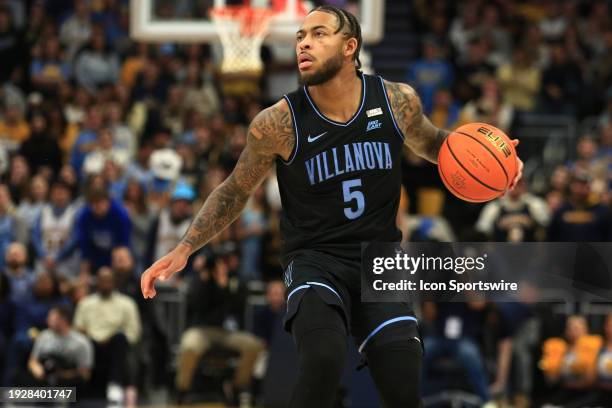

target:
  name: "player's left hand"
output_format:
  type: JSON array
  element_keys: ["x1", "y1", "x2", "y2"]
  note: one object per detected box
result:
[{"x1": 508, "y1": 139, "x2": 523, "y2": 190}]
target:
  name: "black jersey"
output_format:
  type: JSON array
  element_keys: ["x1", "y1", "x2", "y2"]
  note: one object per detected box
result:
[{"x1": 276, "y1": 73, "x2": 405, "y2": 266}]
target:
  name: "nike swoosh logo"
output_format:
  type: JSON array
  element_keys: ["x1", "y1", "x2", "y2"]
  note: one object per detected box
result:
[{"x1": 307, "y1": 132, "x2": 327, "y2": 143}]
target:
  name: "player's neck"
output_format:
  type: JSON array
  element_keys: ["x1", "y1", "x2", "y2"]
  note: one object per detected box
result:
[{"x1": 307, "y1": 68, "x2": 362, "y2": 123}]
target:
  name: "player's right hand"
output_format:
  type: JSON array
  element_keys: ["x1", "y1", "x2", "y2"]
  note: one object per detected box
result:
[{"x1": 141, "y1": 245, "x2": 190, "y2": 299}]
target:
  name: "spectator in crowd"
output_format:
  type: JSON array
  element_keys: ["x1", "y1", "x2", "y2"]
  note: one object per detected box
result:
[
  {"x1": 237, "y1": 186, "x2": 268, "y2": 282},
  {"x1": 23, "y1": 0, "x2": 48, "y2": 47},
  {"x1": 18, "y1": 111, "x2": 64, "y2": 177},
  {"x1": 73, "y1": 267, "x2": 141, "y2": 405},
  {"x1": 0, "y1": 82, "x2": 26, "y2": 117},
  {"x1": 540, "y1": 42, "x2": 583, "y2": 115},
  {"x1": 122, "y1": 180, "x2": 153, "y2": 270},
  {"x1": 30, "y1": 36, "x2": 71, "y2": 96},
  {"x1": 406, "y1": 37, "x2": 454, "y2": 115},
  {"x1": 145, "y1": 148, "x2": 183, "y2": 211},
  {"x1": 125, "y1": 142, "x2": 154, "y2": 185},
  {"x1": 252, "y1": 280, "x2": 285, "y2": 387},
  {"x1": 59, "y1": 0, "x2": 92, "y2": 60},
  {"x1": 74, "y1": 23, "x2": 119, "y2": 94},
  {"x1": 598, "y1": 123, "x2": 612, "y2": 159},
  {"x1": 82, "y1": 127, "x2": 130, "y2": 173},
  {"x1": 422, "y1": 301, "x2": 497, "y2": 405},
  {"x1": 106, "y1": 102, "x2": 136, "y2": 160},
  {"x1": 449, "y1": 2, "x2": 481, "y2": 60},
  {"x1": 0, "y1": 272, "x2": 13, "y2": 383},
  {"x1": 253, "y1": 280, "x2": 285, "y2": 347},
  {"x1": 175, "y1": 253, "x2": 263, "y2": 404},
  {"x1": 477, "y1": 4, "x2": 512, "y2": 64},
  {"x1": 546, "y1": 165, "x2": 571, "y2": 213},
  {"x1": 539, "y1": 315, "x2": 602, "y2": 407},
  {"x1": 7, "y1": 155, "x2": 30, "y2": 204},
  {"x1": 496, "y1": 46, "x2": 541, "y2": 112},
  {"x1": 593, "y1": 313, "x2": 612, "y2": 407},
  {"x1": 476, "y1": 178, "x2": 550, "y2": 242},
  {"x1": 0, "y1": 184, "x2": 17, "y2": 269},
  {"x1": 0, "y1": 5, "x2": 25, "y2": 84},
  {"x1": 548, "y1": 172, "x2": 612, "y2": 241},
  {"x1": 182, "y1": 60, "x2": 220, "y2": 118},
  {"x1": 0, "y1": 105, "x2": 30, "y2": 150},
  {"x1": 18, "y1": 305, "x2": 93, "y2": 391},
  {"x1": 3, "y1": 242, "x2": 34, "y2": 302},
  {"x1": 600, "y1": 91, "x2": 612, "y2": 127},
  {"x1": 160, "y1": 84, "x2": 187, "y2": 137},
  {"x1": 539, "y1": 0, "x2": 570, "y2": 42},
  {"x1": 458, "y1": 77, "x2": 514, "y2": 133},
  {"x1": 427, "y1": 88, "x2": 460, "y2": 131},
  {"x1": 120, "y1": 42, "x2": 150, "y2": 89},
  {"x1": 568, "y1": 135, "x2": 605, "y2": 178},
  {"x1": 70, "y1": 105, "x2": 104, "y2": 178},
  {"x1": 498, "y1": 298, "x2": 540, "y2": 408},
  {"x1": 75, "y1": 187, "x2": 131, "y2": 280},
  {"x1": 16, "y1": 175, "x2": 49, "y2": 242},
  {"x1": 32, "y1": 181, "x2": 79, "y2": 280},
  {"x1": 130, "y1": 61, "x2": 167, "y2": 105},
  {"x1": 4, "y1": 271, "x2": 65, "y2": 386},
  {"x1": 111, "y1": 246, "x2": 139, "y2": 301},
  {"x1": 145, "y1": 183, "x2": 194, "y2": 283}
]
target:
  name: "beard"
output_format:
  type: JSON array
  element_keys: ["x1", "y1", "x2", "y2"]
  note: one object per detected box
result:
[{"x1": 299, "y1": 52, "x2": 344, "y2": 86}]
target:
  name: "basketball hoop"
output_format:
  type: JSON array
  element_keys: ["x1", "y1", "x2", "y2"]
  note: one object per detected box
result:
[{"x1": 210, "y1": 6, "x2": 275, "y2": 74}]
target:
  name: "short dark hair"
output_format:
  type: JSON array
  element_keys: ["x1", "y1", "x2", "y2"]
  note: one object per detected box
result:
[
  {"x1": 311, "y1": 5, "x2": 362, "y2": 71},
  {"x1": 51, "y1": 304, "x2": 73, "y2": 324},
  {"x1": 51, "y1": 180, "x2": 72, "y2": 193},
  {"x1": 86, "y1": 187, "x2": 109, "y2": 203}
]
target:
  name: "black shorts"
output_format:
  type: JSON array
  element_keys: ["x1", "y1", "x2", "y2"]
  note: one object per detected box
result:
[{"x1": 282, "y1": 249, "x2": 421, "y2": 354}]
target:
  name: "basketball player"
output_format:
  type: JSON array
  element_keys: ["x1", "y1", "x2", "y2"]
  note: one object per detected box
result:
[{"x1": 141, "y1": 6, "x2": 523, "y2": 407}]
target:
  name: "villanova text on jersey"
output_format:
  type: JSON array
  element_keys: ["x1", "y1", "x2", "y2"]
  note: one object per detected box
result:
[
  {"x1": 305, "y1": 141, "x2": 393, "y2": 185},
  {"x1": 276, "y1": 73, "x2": 405, "y2": 265}
]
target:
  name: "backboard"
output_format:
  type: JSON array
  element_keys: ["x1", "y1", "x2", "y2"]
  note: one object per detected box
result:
[{"x1": 130, "y1": 0, "x2": 385, "y2": 44}]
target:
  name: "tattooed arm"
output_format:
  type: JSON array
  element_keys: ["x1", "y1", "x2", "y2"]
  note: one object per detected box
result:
[
  {"x1": 141, "y1": 100, "x2": 295, "y2": 298},
  {"x1": 384, "y1": 80, "x2": 449, "y2": 164},
  {"x1": 384, "y1": 79, "x2": 523, "y2": 187}
]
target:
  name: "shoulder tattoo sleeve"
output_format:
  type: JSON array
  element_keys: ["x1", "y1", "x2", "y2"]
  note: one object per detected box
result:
[
  {"x1": 385, "y1": 80, "x2": 449, "y2": 163},
  {"x1": 180, "y1": 102, "x2": 295, "y2": 252}
]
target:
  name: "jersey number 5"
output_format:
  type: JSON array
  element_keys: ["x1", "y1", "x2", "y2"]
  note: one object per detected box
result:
[{"x1": 342, "y1": 179, "x2": 365, "y2": 220}]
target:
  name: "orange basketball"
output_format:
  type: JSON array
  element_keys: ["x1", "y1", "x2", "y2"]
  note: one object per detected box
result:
[{"x1": 438, "y1": 123, "x2": 518, "y2": 203}]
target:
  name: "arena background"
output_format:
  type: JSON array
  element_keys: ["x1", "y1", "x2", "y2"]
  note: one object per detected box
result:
[{"x1": 0, "y1": 0, "x2": 610, "y2": 407}]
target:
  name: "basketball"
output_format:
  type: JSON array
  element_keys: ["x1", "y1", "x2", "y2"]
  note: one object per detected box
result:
[{"x1": 438, "y1": 123, "x2": 518, "y2": 203}]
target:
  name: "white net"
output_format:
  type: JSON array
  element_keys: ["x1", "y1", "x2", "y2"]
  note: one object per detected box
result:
[{"x1": 210, "y1": 7, "x2": 275, "y2": 74}]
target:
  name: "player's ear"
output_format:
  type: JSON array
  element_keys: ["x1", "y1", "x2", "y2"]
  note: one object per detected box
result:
[{"x1": 344, "y1": 37, "x2": 358, "y2": 59}]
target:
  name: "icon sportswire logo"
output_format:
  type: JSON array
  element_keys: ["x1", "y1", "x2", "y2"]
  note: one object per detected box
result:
[{"x1": 307, "y1": 131, "x2": 328, "y2": 143}]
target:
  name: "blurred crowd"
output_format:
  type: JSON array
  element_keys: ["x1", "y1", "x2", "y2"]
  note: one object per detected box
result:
[
  {"x1": 0, "y1": 0, "x2": 609, "y2": 407},
  {"x1": 406, "y1": 1, "x2": 612, "y2": 408}
]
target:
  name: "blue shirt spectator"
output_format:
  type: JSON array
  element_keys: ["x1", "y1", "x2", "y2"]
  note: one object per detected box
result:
[
  {"x1": 406, "y1": 39, "x2": 454, "y2": 115},
  {"x1": 76, "y1": 188, "x2": 131, "y2": 275}
]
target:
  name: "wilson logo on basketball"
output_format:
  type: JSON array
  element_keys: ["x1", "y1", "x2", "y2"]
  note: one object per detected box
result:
[
  {"x1": 477, "y1": 127, "x2": 512, "y2": 158},
  {"x1": 450, "y1": 171, "x2": 466, "y2": 189}
]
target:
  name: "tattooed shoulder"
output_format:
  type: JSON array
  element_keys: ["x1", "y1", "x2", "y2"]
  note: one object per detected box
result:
[
  {"x1": 383, "y1": 80, "x2": 422, "y2": 139},
  {"x1": 250, "y1": 99, "x2": 295, "y2": 162},
  {"x1": 383, "y1": 80, "x2": 448, "y2": 163}
]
